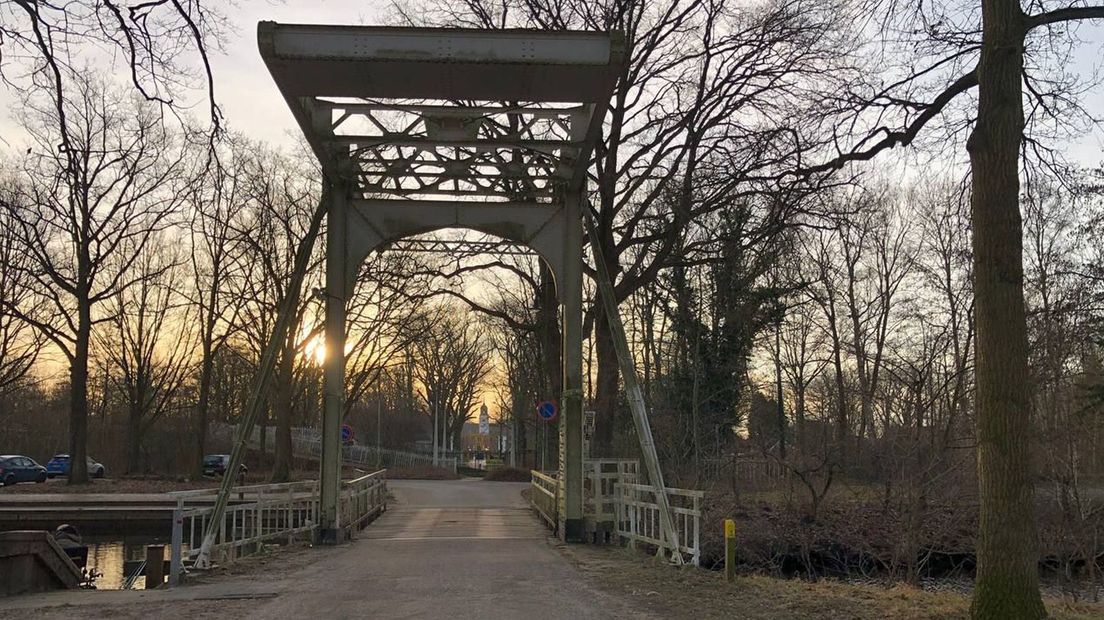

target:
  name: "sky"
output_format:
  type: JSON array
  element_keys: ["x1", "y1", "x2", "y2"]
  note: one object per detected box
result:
[{"x1": 0, "y1": 1, "x2": 1101, "y2": 163}]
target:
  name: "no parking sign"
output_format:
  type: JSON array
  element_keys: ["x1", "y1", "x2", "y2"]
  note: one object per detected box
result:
[{"x1": 536, "y1": 400, "x2": 558, "y2": 422}]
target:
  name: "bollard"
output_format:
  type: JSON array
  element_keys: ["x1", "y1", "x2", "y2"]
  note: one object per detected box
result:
[
  {"x1": 145, "y1": 545, "x2": 165, "y2": 589},
  {"x1": 724, "y1": 519, "x2": 736, "y2": 582}
]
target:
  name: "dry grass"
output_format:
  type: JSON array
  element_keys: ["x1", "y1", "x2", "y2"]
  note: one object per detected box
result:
[
  {"x1": 484, "y1": 467, "x2": 532, "y2": 482},
  {"x1": 559, "y1": 544, "x2": 1104, "y2": 620}
]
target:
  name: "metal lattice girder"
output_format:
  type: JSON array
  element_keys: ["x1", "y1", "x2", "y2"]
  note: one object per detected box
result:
[
  {"x1": 258, "y1": 23, "x2": 622, "y2": 202},
  {"x1": 385, "y1": 236, "x2": 538, "y2": 257}
]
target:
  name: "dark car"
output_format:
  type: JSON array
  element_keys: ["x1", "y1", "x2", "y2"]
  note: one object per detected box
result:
[
  {"x1": 0, "y1": 455, "x2": 48, "y2": 486},
  {"x1": 45, "y1": 454, "x2": 106, "y2": 479},
  {"x1": 203, "y1": 454, "x2": 247, "y2": 478}
]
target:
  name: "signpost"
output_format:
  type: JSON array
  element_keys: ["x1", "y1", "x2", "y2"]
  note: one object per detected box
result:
[{"x1": 536, "y1": 400, "x2": 558, "y2": 422}]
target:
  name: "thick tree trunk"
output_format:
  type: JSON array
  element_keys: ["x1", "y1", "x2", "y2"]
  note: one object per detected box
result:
[
  {"x1": 68, "y1": 299, "x2": 91, "y2": 485},
  {"x1": 967, "y1": 1, "x2": 1045, "y2": 617}
]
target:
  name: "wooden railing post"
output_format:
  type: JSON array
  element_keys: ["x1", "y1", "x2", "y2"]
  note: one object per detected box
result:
[{"x1": 145, "y1": 545, "x2": 165, "y2": 589}]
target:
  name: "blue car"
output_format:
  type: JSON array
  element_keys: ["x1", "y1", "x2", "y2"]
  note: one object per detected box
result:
[
  {"x1": 0, "y1": 455, "x2": 48, "y2": 486},
  {"x1": 46, "y1": 454, "x2": 106, "y2": 479}
]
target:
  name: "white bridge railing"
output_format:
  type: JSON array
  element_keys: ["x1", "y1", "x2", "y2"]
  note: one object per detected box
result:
[
  {"x1": 616, "y1": 482, "x2": 704, "y2": 566},
  {"x1": 530, "y1": 470, "x2": 559, "y2": 527},
  {"x1": 210, "y1": 423, "x2": 456, "y2": 472},
  {"x1": 168, "y1": 480, "x2": 318, "y2": 585},
  {"x1": 583, "y1": 459, "x2": 639, "y2": 524},
  {"x1": 528, "y1": 459, "x2": 704, "y2": 566},
  {"x1": 340, "y1": 470, "x2": 388, "y2": 531},
  {"x1": 169, "y1": 472, "x2": 388, "y2": 585}
]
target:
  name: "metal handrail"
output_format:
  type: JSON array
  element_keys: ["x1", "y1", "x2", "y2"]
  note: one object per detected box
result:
[{"x1": 169, "y1": 473, "x2": 388, "y2": 586}]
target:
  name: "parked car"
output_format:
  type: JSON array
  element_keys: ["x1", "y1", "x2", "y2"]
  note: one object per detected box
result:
[
  {"x1": 0, "y1": 455, "x2": 48, "y2": 486},
  {"x1": 45, "y1": 454, "x2": 106, "y2": 479},
  {"x1": 203, "y1": 454, "x2": 247, "y2": 478}
]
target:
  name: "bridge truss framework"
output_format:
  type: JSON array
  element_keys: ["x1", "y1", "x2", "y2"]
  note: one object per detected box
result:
[{"x1": 256, "y1": 23, "x2": 625, "y2": 542}]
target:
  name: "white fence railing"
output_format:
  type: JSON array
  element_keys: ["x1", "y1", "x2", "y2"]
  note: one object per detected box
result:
[
  {"x1": 211, "y1": 423, "x2": 456, "y2": 472},
  {"x1": 616, "y1": 482, "x2": 704, "y2": 566},
  {"x1": 528, "y1": 459, "x2": 703, "y2": 565},
  {"x1": 168, "y1": 480, "x2": 318, "y2": 585},
  {"x1": 529, "y1": 470, "x2": 559, "y2": 528},
  {"x1": 583, "y1": 459, "x2": 639, "y2": 524},
  {"x1": 340, "y1": 470, "x2": 388, "y2": 533},
  {"x1": 168, "y1": 473, "x2": 388, "y2": 585}
]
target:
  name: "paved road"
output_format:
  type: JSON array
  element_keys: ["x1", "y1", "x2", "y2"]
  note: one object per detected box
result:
[{"x1": 0, "y1": 479, "x2": 651, "y2": 620}]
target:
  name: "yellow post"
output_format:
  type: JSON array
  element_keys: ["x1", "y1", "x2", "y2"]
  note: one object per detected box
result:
[{"x1": 724, "y1": 519, "x2": 736, "y2": 582}]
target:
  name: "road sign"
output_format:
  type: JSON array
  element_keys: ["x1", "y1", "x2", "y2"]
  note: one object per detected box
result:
[
  {"x1": 536, "y1": 400, "x2": 558, "y2": 422},
  {"x1": 341, "y1": 423, "x2": 354, "y2": 444}
]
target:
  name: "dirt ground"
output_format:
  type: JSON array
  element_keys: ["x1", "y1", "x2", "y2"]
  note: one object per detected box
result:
[
  {"x1": 10, "y1": 536, "x2": 1101, "y2": 620},
  {"x1": 558, "y1": 543, "x2": 1104, "y2": 620}
]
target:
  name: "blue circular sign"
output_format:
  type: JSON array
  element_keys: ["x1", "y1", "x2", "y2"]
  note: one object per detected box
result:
[
  {"x1": 341, "y1": 424, "x2": 354, "y2": 443},
  {"x1": 536, "y1": 400, "x2": 558, "y2": 422}
]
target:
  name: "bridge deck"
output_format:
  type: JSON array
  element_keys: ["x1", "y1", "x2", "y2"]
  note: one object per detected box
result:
[{"x1": 0, "y1": 479, "x2": 653, "y2": 619}]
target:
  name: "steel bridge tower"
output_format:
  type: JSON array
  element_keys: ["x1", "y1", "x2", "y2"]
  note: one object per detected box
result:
[{"x1": 258, "y1": 23, "x2": 624, "y2": 543}]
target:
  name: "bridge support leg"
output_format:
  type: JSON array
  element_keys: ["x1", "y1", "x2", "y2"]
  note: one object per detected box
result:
[
  {"x1": 320, "y1": 183, "x2": 346, "y2": 544},
  {"x1": 560, "y1": 190, "x2": 585, "y2": 542}
]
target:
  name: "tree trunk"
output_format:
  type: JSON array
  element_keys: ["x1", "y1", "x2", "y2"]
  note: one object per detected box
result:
[
  {"x1": 194, "y1": 345, "x2": 214, "y2": 478},
  {"x1": 593, "y1": 310, "x2": 619, "y2": 455},
  {"x1": 126, "y1": 396, "x2": 142, "y2": 474},
  {"x1": 68, "y1": 298, "x2": 91, "y2": 485},
  {"x1": 967, "y1": 1, "x2": 1045, "y2": 616},
  {"x1": 775, "y1": 322, "x2": 786, "y2": 459}
]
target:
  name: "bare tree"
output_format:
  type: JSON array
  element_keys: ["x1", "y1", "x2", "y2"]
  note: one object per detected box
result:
[
  {"x1": 397, "y1": 0, "x2": 862, "y2": 453},
  {"x1": 6, "y1": 77, "x2": 185, "y2": 484},
  {"x1": 185, "y1": 138, "x2": 248, "y2": 475},
  {"x1": 0, "y1": 180, "x2": 43, "y2": 395},
  {"x1": 229, "y1": 145, "x2": 321, "y2": 482},
  {"x1": 413, "y1": 308, "x2": 493, "y2": 452},
  {"x1": 1, "y1": 0, "x2": 226, "y2": 134},
  {"x1": 97, "y1": 236, "x2": 196, "y2": 473},
  {"x1": 791, "y1": 0, "x2": 1104, "y2": 604}
]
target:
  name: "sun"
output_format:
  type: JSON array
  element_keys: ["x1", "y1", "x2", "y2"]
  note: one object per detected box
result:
[{"x1": 303, "y1": 335, "x2": 326, "y2": 365}]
